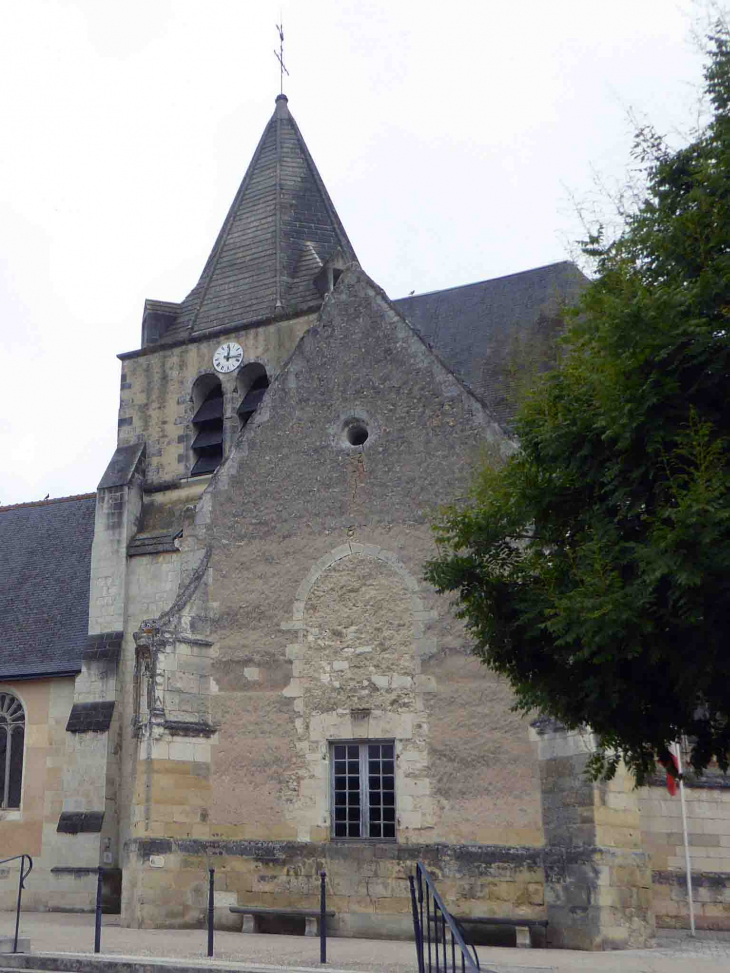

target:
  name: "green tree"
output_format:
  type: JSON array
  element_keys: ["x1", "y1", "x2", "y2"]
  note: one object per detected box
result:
[{"x1": 425, "y1": 27, "x2": 730, "y2": 784}]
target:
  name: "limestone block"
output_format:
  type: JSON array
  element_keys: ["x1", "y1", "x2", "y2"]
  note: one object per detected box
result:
[
  {"x1": 214, "y1": 892, "x2": 238, "y2": 909},
  {"x1": 414, "y1": 675, "x2": 436, "y2": 693},
  {"x1": 0, "y1": 938, "x2": 30, "y2": 953},
  {"x1": 168, "y1": 741, "x2": 196, "y2": 762},
  {"x1": 193, "y1": 744, "x2": 211, "y2": 763}
]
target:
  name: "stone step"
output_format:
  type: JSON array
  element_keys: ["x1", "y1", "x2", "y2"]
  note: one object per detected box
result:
[{"x1": 0, "y1": 951, "x2": 366, "y2": 973}]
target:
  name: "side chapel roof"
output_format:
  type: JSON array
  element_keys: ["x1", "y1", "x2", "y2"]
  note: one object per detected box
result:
[
  {"x1": 0, "y1": 494, "x2": 96, "y2": 680},
  {"x1": 395, "y1": 261, "x2": 589, "y2": 427},
  {"x1": 147, "y1": 95, "x2": 357, "y2": 346}
]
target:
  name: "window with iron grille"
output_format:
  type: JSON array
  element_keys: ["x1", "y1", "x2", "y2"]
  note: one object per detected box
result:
[
  {"x1": 0, "y1": 693, "x2": 25, "y2": 809},
  {"x1": 331, "y1": 741, "x2": 395, "y2": 839}
]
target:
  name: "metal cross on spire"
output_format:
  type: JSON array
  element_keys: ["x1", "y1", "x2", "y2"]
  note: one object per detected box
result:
[{"x1": 274, "y1": 22, "x2": 289, "y2": 95}]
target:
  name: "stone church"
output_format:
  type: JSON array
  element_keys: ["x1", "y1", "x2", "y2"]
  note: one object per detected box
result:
[{"x1": 1, "y1": 94, "x2": 728, "y2": 950}]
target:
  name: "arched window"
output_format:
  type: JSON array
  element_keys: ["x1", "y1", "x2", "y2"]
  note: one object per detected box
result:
[
  {"x1": 191, "y1": 375, "x2": 224, "y2": 476},
  {"x1": 237, "y1": 363, "x2": 269, "y2": 429},
  {"x1": 0, "y1": 693, "x2": 25, "y2": 809}
]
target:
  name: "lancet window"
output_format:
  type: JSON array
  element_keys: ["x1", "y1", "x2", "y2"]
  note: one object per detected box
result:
[{"x1": 0, "y1": 693, "x2": 25, "y2": 809}]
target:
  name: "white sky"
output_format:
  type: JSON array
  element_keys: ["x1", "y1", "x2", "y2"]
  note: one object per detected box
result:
[{"x1": 0, "y1": 0, "x2": 715, "y2": 505}]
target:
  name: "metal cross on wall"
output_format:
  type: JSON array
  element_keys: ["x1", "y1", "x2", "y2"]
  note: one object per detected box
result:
[{"x1": 274, "y1": 22, "x2": 289, "y2": 94}]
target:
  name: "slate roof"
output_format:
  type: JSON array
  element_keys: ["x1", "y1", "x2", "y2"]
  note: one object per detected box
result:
[
  {"x1": 0, "y1": 494, "x2": 96, "y2": 680},
  {"x1": 394, "y1": 261, "x2": 589, "y2": 428},
  {"x1": 151, "y1": 95, "x2": 356, "y2": 346}
]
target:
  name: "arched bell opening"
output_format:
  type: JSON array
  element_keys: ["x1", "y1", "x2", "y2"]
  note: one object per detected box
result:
[
  {"x1": 191, "y1": 374, "x2": 224, "y2": 476},
  {"x1": 237, "y1": 363, "x2": 269, "y2": 430}
]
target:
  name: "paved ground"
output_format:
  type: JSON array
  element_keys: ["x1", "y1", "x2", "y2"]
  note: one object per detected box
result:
[{"x1": 1, "y1": 913, "x2": 730, "y2": 973}]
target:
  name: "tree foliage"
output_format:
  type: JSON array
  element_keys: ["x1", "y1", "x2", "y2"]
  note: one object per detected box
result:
[{"x1": 425, "y1": 28, "x2": 730, "y2": 784}]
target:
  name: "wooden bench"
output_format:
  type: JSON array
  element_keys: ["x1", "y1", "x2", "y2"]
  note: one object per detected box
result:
[
  {"x1": 230, "y1": 906, "x2": 335, "y2": 937},
  {"x1": 454, "y1": 916, "x2": 548, "y2": 948}
]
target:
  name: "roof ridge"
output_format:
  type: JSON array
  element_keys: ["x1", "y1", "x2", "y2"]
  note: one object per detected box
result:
[
  {"x1": 0, "y1": 492, "x2": 96, "y2": 512},
  {"x1": 274, "y1": 99, "x2": 283, "y2": 310},
  {"x1": 395, "y1": 260, "x2": 581, "y2": 302}
]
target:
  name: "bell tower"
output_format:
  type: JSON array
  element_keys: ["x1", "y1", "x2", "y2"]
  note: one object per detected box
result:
[{"x1": 83, "y1": 96, "x2": 358, "y2": 901}]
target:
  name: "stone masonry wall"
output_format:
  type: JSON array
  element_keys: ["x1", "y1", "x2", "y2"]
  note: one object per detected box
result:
[
  {"x1": 117, "y1": 313, "x2": 316, "y2": 485},
  {"x1": 122, "y1": 837, "x2": 546, "y2": 937},
  {"x1": 640, "y1": 781, "x2": 730, "y2": 929},
  {"x1": 120, "y1": 267, "x2": 548, "y2": 930},
  {"x1": 0, "y1": 677, "x2": 104, "y2": 913},
  {"x1": 535, "y1": 723, "x2": 654, "y2": 949}
]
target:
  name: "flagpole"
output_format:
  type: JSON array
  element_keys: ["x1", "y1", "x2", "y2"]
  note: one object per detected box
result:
[{"x1": 674, "y1": 741, "x2": 696, "y2": 936}]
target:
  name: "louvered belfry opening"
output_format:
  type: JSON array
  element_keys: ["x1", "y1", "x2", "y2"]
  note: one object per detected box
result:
[
  {"x1": 191, "y1": 380, "x2": 224, "y2": 476},
  {"x1": 237, "y1": 363, "x2": 270, "y2": 429}
]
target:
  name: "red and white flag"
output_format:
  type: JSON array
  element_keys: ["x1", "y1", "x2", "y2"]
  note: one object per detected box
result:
[{"x1": 665, "y1": 751, "x2": 679, "y2": 796}]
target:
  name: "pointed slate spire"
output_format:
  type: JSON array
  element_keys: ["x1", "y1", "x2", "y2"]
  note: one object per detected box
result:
[{"x1": 176, "y1": 95, "x2": 357, "y2": 335}]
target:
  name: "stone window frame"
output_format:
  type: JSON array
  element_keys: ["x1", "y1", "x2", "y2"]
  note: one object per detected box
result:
[
  {"x1": 0, "y1": 691, "x2": 26, "y2": 810},
  {"x1": 329, "y1": 739, "x2": 396, "y2": 841}
]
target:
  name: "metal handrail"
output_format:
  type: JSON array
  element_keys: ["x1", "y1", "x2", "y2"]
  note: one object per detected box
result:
[
  {"x1": 0, "y1": 854, "x2": 32, "y2": 953},
  {"x1": 410, "y1": 862, "x2": 490, "y2": 973}
]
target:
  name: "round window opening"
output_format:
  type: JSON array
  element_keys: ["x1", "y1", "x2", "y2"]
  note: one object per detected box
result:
[{"x1": 344, "y1": 420, "x2": 369, "y2": 447}]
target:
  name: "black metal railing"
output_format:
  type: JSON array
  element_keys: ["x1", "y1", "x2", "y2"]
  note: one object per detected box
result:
[
  {"x1": 208, "y1": 867, "x2": 215, "y2": 958},
  {"x1": 0, "y1": 854, "x2": 32, "y2": 953},
  {"x1": 94, "y1": 867, "x2": 104, "y2": 953},
  {"x1": 319, "y1": 869, "x2": 327, "y2": 964},
  {"x1": 409, "y1": 863, "x2": 488, "y2": 973}
]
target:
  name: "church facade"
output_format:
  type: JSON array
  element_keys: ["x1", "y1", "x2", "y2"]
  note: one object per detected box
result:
[{"x1": 1, "y1": 94, "x2": 729, "y2": 949}]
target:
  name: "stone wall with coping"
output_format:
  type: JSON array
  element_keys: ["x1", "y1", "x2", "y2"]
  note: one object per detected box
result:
[
  {"x1": 640, "y1": 780, "x2": 730, "y2": 929},
  {"x1": 122, "y1": 837, "x2": 546, "y2": 936}
]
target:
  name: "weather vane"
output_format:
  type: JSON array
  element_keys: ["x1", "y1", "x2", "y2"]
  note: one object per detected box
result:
[{"x1": 274, "y1": 21, "x2": 289, "y2": 95}]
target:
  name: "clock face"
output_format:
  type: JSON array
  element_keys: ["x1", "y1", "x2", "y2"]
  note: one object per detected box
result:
[{"x1": 213, "y1": 342, "x2": 243, "y2": 374}]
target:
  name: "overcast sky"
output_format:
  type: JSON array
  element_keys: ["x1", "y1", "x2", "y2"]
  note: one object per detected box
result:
[{"x1": 0, "y1": 0, "x2": 716, "y2": 505}]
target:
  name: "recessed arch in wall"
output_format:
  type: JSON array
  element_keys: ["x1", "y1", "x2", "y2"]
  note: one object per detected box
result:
[
  {"x1": 291, "y1": 543, "x2": 428, "y2": 624},
  {"x1": 282, "y1": 544, "x2": 438, "y2": 842}
]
